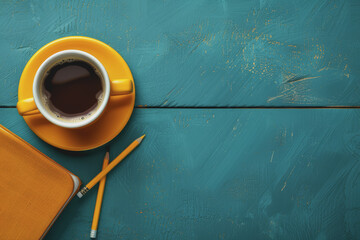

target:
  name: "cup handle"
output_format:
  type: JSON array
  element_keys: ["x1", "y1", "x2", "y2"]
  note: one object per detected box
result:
[
  {"x1": 110, "y1": 79, "x2": 133, "y2": 96},
  {"x1": 17, "y1": 98, "x2": 39, "y2": 116}
]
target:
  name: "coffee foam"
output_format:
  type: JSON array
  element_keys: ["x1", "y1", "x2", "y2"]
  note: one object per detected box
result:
[
  {"x1": 44, "y1": 58, "x2": 103, "y2": 81},
  {"x1": 39, "y1": 58, "x2": 105, "y2": 123}
]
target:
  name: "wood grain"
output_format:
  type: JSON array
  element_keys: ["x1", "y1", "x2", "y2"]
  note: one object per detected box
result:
[
  {"x1": 1, "y1": 0, "x2": 359, "y2": 239},
  {"x1": 0, "y1": 0, "x2": 359, "y2": 107},
  {"x1": 1, "y1": 108, "x2": 359, "y2": 239}
]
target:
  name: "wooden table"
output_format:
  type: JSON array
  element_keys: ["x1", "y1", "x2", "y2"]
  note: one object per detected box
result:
[{"x1": 1, "y1": 0, "x2": 359, "y2": 239}]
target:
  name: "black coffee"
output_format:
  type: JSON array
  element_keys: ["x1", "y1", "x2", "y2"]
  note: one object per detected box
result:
[{"x1": 43, "y1": 60, "x2": 103, "y2": 119}]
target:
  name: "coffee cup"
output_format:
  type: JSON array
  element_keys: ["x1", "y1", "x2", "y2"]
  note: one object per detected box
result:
[{"x1": 16, "y1": 50, "x2": 133, "y2": 128}]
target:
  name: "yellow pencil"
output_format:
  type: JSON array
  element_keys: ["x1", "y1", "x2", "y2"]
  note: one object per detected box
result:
[
  {"x1": 90, "y1": 152, "x2": 109, "y2": 239},
  {"x1": 77, "y1": 134, "x2": 145, "y2": 198}
]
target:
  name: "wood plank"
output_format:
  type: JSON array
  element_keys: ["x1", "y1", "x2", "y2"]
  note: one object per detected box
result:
[
  {"x1": 1, "y1": 108, "x2": 359, "y2": 239},
  {"x1": 0, "y1": 0, "x2": 359, "y2": 107}
]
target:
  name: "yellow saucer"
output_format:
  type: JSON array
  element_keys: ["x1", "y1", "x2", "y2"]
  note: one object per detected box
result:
[{"x1": 18, "y1": 36, "x2": 135, "y2": 151}]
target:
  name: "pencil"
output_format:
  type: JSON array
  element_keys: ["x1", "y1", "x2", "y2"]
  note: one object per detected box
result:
[
  {"x1": 77, "y1": 134, "x2": 145, "y2": 198},
  {"x1": 90, "y1": 152, "x2": 109, "y2": 239}
]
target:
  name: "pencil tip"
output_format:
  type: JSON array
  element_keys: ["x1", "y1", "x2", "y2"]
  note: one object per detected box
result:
[
  {"x1": 136, "y1": 134, "x2": 146, "y2": 143},
  {"x1": 104, "y1": 151, "x2": 109, "y2": 160}
]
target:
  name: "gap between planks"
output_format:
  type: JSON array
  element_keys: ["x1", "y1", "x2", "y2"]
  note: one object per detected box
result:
[
  {"x1": 136, "y1": 106, "x2": 360, "y2": 109},
  {"x1": 1, "y1": 106, "x2": 360, "y2": 109}
]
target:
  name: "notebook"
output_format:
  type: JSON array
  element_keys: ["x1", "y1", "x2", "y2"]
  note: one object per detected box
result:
[{"x1": 0, "y1": 124, "x2": 81, "y2": 240}]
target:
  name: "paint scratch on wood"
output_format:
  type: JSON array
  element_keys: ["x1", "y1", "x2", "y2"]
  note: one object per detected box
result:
[
  {"x1": 281, "y1": 166, "x2": 296, "y2": 191},
  {"x1": 267, "y1": 94, "x2": 285, "y2": 103},
  {"x1": 286, "y1": 76, "x2": 320, "y2": 84},
  {"x1": 318, "y1": 67, "x2": 328, "y2": 72},
  {"x1": 270, "y1": 151, "x2": 274, "y2": 163}
]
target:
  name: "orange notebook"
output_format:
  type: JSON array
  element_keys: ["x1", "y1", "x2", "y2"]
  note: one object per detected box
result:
[{"x1": 0, "y1": 125, "x2": 81, "y2": 240}]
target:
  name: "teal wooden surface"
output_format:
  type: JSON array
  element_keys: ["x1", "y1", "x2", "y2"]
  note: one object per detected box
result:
[
  {"x1": 1, "y1": 109, "x2": 360, "y2": 239},
  {"x1": 1, "y1": 0, "x2": 360, "y2": 239},
  {"x1": 0, "y1": 0, "x2": 359, "y2": 107}
]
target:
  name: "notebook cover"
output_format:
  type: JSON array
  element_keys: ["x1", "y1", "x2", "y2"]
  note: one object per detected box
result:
[{"x1": 0, "y1": 125, "x2": 81, "y2": 240}]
